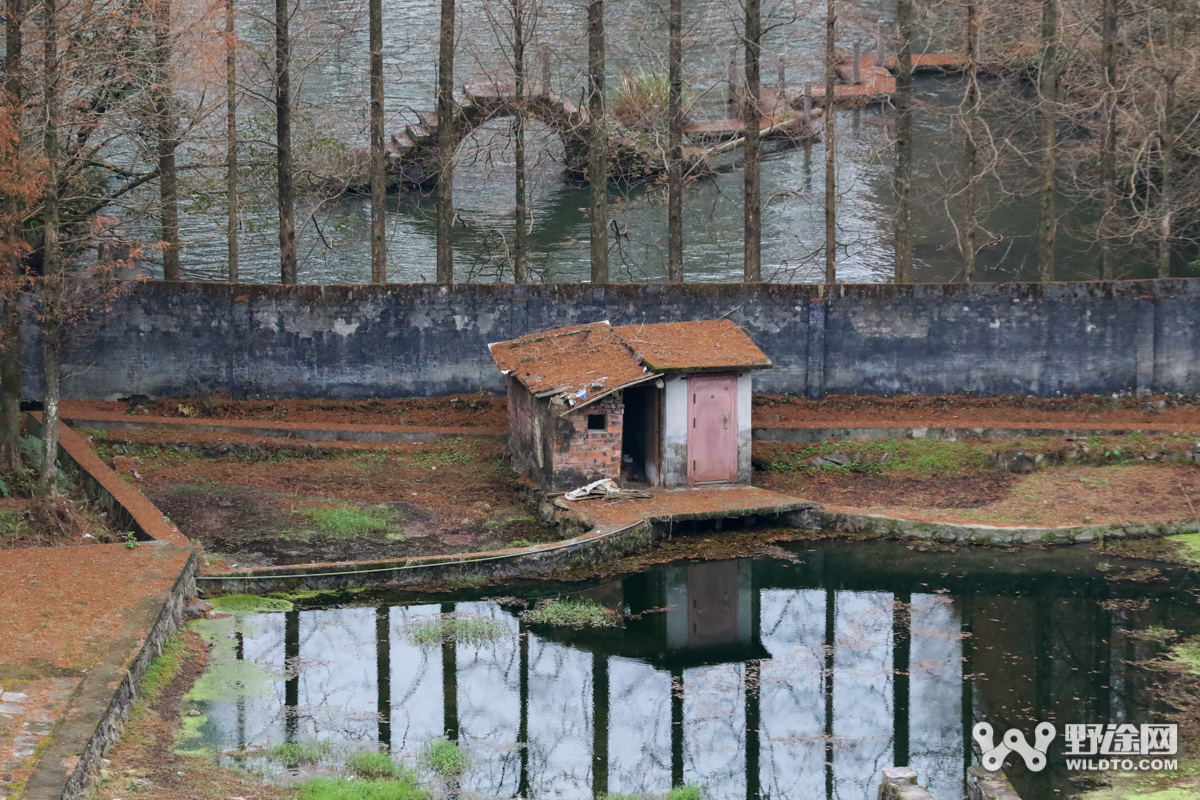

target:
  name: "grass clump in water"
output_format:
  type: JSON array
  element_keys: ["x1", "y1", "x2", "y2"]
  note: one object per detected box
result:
[
  {"x1": 421, "y1": 737, "x2": 468, "y2": 776},
  {"x1": 403, "y1": 614, "x2": 505, "y2": 647},
  {"x1": 299, "y1": 777, "x2": 425, "y2": 800},
  {"x1": 267, "y1": 739, "x2": 332, "y2": 765},
  {"x1": 345, "y1": 750, "x2": 419, "y2": 781},
  {"x1": 305, "y1": 504, "x2": 391, "y2": 536},
  {"x1": 210, "y1": 594, "x2": 295, "y2": 614},
  {"x1": 520, "y1": 598, "x2": 617, "y2": 629}
]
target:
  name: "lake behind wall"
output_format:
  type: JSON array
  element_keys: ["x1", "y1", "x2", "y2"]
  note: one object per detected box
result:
[{"x1": 187, "y1": 539, "x2": 1198, "y2": 800}]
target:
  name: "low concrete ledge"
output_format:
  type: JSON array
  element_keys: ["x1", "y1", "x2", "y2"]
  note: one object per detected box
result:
[
  {"x1": 821, "y1": 508, "x2": 1200, "y2": 544},
  {"x1": 754, "y1": 424, "x2": 1200, "y2": 443},
  {"x1": 22, "y1": 546, "x2": 198, "y2": 800},
  {"x1": 64, "y1": 414, "x2": 506, "y2": 444},
  {"x1": 25, "y1": 414, "x2": 190, "y2": 547},
  {"x1": 967, "y1": 766, "x2": 1023, "y2": 800},
  {"x1": 877, "y1": 767, "x2": 935, "y2": 800}
]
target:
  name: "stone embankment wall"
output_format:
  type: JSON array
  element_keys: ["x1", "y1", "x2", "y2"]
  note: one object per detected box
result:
[{"x1": 19, "y1": 278, "x2": 1200, "y2": 401}]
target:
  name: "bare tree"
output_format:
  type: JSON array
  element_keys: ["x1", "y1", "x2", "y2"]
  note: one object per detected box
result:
[
  {"x1": 38, "y1": 0, "x2": 61, "y2": 491},
  {"x1": 1, "y1": 0, "x2": 26, "y2": 472},
  {"x1": 742, "y1": 0, "x2": 761, "y2": 281},
  {"x1": 152, "y1": 0, "x2": 180, "y2": 280},
  {"x1": 1036, "y1": 0, "x2": 1058, "y2": 281},
  {"x1": 276, "y1": 0, "x2": 297, "y2": 283},
  {"x1": 587, "y1": 0, "x2": 608, "y2": 283},
  {"x1": 893, "y1": 0, "x2": 914, "y2": 282},
  {"x1": 436, "y1": 0, "x2": 456, "y2": 284},
  {"x1": 369, "y1": 0, "x2": 385, "y2": 283},
  {"x1": 226, "y1": 0, "x2": 238, "y2": 282},
  {"x1": 961, "y1": 0, "x2": 980, "y2": 281},
  {"x1": 667, "y1": 0, "x2": 683, "y2": 282},
  {"x1": 823, "y1": 0, "x2": 836, "y2": 283},
  {"x1": 1098, "y1": 0, "x2": 1118, "y2": 279}
]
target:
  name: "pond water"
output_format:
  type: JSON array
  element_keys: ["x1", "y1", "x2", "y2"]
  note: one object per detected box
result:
[
  {"x1": 154, "y1": 0, "x2": 1175, "y2": 285},
  {"x1": 186, "y1": 540, "x2": 1199, "y2": 800}
]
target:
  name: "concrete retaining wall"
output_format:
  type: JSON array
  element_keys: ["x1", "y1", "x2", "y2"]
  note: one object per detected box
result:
[{"x1": 18, "y1": 279, "x2": 1200, "y2": 401}]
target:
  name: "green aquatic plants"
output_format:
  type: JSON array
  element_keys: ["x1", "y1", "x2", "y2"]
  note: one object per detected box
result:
[
  {"x1": 421, "y1": 737, "x2": 469, "y2": 776},
  {"x1": 267, "y1": 739, "x2": 333, "y2": 765},
  {"x1": 402, "y1": 613, "x2": 506, "y2": 647},
  {"x1": 345, "y1": 749, "x2": 419, "y2": 781},
  {"x1": 298, "y1": 777, "x2": 426, "y2": 800},
  {"x1": 603, "y1": 786, "x2": 704, "y2": 800},
  {"x1": 209, "y1": 594, "x2": 295, "y2": 614},
  {"x1": 520, "y1": 598, "x2": 618, "y2": 629}
]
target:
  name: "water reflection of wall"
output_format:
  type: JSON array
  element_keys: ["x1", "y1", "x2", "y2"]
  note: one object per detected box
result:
[{"x1": 201, "y1": 553, "x2": 1186, "y2": 800}]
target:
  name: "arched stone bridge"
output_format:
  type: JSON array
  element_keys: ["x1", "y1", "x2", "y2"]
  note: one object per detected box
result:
[{"x1": 386, "y1": 83, "x2": 596, "y2": 189}]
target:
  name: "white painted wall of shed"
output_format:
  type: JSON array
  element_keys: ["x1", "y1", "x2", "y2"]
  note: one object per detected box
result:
[{"x1": 738, "y1": 372, "x2": 753, "y2": 483}]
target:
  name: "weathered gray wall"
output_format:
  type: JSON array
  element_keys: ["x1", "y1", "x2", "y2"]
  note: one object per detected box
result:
[{"x1": 21, "y1": 279, "x2": 1200, "y2": 400}]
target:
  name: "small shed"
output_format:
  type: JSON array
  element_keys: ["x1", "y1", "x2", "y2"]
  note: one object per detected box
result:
[{"x1": 488, "y1": 319, "x2": 771, "y2": 491}]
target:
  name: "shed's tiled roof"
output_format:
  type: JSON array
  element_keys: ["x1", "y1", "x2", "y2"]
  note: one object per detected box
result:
[
  {"x1": 613, "y1": 319, "x2": 771, "y2": 371},
  {"x1": 489, "y1": 319, "x2": 770, "y2": 409}
]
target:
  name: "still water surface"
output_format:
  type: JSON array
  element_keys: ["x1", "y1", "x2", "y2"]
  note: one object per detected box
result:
[{"x1": 189, "y1": 540, "x2": 1196, "y2": 800}]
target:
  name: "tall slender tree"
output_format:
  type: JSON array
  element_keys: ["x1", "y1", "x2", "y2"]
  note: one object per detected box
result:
[
  {"x1": 742, "y1": 0, "x2": 762, "y2": 281},
  {"x1": 435, "y1": 0, "x2": 455, "y2": 284},
  {"x1": 226, "y1": 0, "x2": 239, "y2": 282},
  {"x1": 39, "y1": 0, "x2": 62, "y2": 491},
  {"x1": 823, "y1": 0, "x2": 836, "y2": 283},
  {"x1": 152, "y1": 0, "x2": 180, "y2": 280},
  {"x1": 1, "y1": 0, "x2": 25, "y2": 472},
  {"x1": 1036, "y1": 0, "x2": 1058, "y2": 282},
  {"x1": 962, "y1": 0, "x2": 979, "y2": 282},
  {"x1": 1157, "y1": 66, "x2": 1176, "y2": 278},
  {"x1": 511, "y1": 0, "x2": 528, "y2": 283},
  {"x1": 587, "y1": 0, "x2": 608, "y2": 283},
  {"x1": 666, "y1": 0, "x2": 683, "y2": 282},
  {"x1": 276, "y1": 0, "x2": 297, "y2": 283},
  {"x1": 894, "y1": 0, "x2": 914, "y2": 282},
  {"x1": 1098, "y1": 0, "x2": 1118, "y2": 280},
  {"x1": 369, "y1": 0, "x2": 386, "y2": 283}
]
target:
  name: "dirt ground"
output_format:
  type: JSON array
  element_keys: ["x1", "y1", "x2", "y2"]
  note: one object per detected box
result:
[
  {"x1": 94, "y1": 434, "x2": 558, "y2": 568},
  {"x1": 62, "y1": 392, "x2": 1200, "y2": 431},
  {"x1": 0, "y1": 493, "x2": 125, "y2": 551}
]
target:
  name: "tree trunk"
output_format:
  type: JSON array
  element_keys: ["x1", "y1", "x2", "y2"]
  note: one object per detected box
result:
[
  {"x1": 666, "y1": 0, "x2": 682, "y2": 282},
  {"x1": 742, "y1": 0, "x2": 761, "y2": 282},
  {"x1": 1036, "y1": 0, "x2": 1058, "y2": 282},
  {"x1": 587, "y1": 0, "x2": 608, "y2": 284},
  {"x1": 512, "y1": 0, "x2": 528, "y2": 284},
  {"x1": 962, "y1": 0, "x2": 979, "y2": 282},
  {"x1": 435, "y1": 0, "x2": 455, "y2": 284},
  {"x1": 1, "y1": 0, "x2": 24, "y2": 473},
  {"x1": 894, "y1": 0, "x2": 913, "y2": 282},
  {"x1": 153, "y1": 0, "x2": 179, "y2": 280},
  {"x1": 276, "y1": 0, "x2": 297, "y2": 284},
  {"x1": 1159, "y1": 74, "x2": 1175, "y2": 278},
  {"x1": 226, "y1": 0, "x2": 239, "y2": 282},
  {"x1": 823, "y1": 0, "x2": 836, "y2": 283},
  {"x1": 369, "y1": 0, "x2": 386, "y2": 283},
  {"x1": 1098, "y1": 0, "x2": 1117, "y2": 280},
  {"x1": 39, "y1": 0, "x2": 60, "y2": 493}
]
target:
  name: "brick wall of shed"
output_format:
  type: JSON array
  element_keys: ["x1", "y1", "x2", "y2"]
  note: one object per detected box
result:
[{"x1": 549, "y1": 394, "x2": 623, "y2": 490}]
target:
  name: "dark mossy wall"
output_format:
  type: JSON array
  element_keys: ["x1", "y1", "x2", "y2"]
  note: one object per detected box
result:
[{"x1": 21, "y1": 279, "x2": 1200, "y2": 400}]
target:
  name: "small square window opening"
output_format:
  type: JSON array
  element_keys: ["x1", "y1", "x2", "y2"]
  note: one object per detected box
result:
[{"x1": 587, "y1": 414, "x2": 606, "y2": 431}]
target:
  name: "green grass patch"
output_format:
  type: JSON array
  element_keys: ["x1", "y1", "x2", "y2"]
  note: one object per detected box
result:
[
  {"x1": 0, "y1": 510, "x2": 28, "y2": 540},
  {"x1": 210, "y1": 594, "x2": 295, "y2": 614},
  {"x1": 304, "y1": 504, "x2": 392, "y2": 537},
  {"x1": 267, "y1": 739, "x2": 333, "y2": 765},
  {"x1": 520, "y1": 599, "x2": 618, "y2": 629},
  {"x1": 345, "y1": 750, "x2": 419, "y2": 781},
  {"x1": 298, "y1": 777, "x2": 426, "y2": 800},
  {"x1": 403, "y1": 614, "x2": 506, "y2": 647},
  {"x1": 1165, "y1": 533, "x2": 1200, "y2": 565},
  {"x1": 405, "y1": 438, "x2": 479, "y2": 469},
  {"x1": 421, "y1": 737, "x2": 468, "y2": 775},
  {"x1": 141, "y1": 635, "x2": 187, "y2": 698}
]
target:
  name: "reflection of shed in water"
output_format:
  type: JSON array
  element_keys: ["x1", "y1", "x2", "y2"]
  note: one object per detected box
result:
[{"x1": 527, "y1": 559, "x2": 770, "y2": 670}]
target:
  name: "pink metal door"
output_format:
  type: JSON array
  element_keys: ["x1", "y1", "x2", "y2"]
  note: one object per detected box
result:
[{"x1": 687, "y1": 373, "x2": 737, "y2": 484}]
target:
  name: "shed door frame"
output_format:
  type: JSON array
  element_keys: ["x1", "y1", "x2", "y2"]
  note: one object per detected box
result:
[{"x1": 686, "y1": 373, "x2": 738, "y2": 484}]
